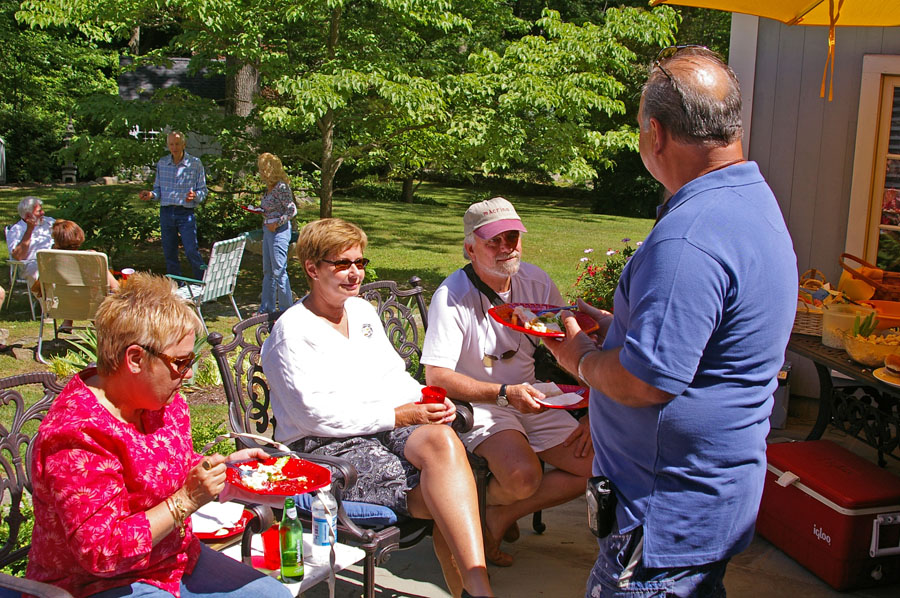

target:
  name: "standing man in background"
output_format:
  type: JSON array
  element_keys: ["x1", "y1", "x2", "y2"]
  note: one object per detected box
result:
[
  {"x1": 139, "y1": 131, "x2": 207, "y2": 279},
  {"x1": 547, "y1": 46, "x2": 797, "y2": 597}
]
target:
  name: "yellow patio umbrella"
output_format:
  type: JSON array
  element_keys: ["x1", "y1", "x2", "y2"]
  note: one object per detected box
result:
[{"x1": 649, "y1": 1, "x2": 900, "y2": 99}]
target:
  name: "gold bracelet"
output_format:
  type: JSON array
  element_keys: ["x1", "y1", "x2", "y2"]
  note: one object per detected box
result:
[{"x1": 166, "y1": 495, "x2": 188, "y2": 536}]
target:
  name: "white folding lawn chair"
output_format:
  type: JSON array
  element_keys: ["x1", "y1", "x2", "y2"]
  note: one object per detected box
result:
[
  {"x1": 35, "y1": 249, "x2": 110, "y2": 364},
  {"x1": 168, "y1": 233, "x2": 248, "y2": 335},
  {"x1": 4, "y1": 226, "x2": 37, "y2": 319}
]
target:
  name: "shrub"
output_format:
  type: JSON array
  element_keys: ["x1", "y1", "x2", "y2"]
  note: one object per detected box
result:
[
  {"x1": 568, "y1": 239, "x2": 640, "y2": 312},
  {"x1": 0, "y1": 109, "x2": 63, "y2": 183},
  {"x1": 0, "y1": 499, "x2": 34, "y2": 576},
  {"x1": 195, "y1": 191, "x2": 266, "y2": 246},
  {"x1": 53, "y1": 186, "x2": 158, "y2": 261}
]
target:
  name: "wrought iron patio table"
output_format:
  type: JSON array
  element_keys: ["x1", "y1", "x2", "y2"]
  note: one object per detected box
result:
[{"x1": 787, "y1": 332, "x2": 899, "y2": 465}]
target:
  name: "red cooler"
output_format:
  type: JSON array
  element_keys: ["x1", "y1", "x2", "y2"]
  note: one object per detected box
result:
[{"x1": 756, "y1": 440, "x2": 900, "y2": 590}]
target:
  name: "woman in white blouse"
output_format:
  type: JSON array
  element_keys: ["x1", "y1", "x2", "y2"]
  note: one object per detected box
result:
[{"x1": 260, "y1": 218, "x2": 493, "y2": 598}]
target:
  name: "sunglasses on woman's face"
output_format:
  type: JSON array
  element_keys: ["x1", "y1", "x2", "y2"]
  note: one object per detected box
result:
[
  {"x1": 140, "y1": 345, "x2": 199, "y2": 377},
  {"x1": 320, "y1": 258, "x2": 370, "y2": 272}
]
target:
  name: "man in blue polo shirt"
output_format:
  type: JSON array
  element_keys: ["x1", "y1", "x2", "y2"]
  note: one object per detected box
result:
[
  {"x1": 547, "y1": 47, "x2": 797, "y2": 597},
  {"x1": 139, "y1": 131, "x2": 207, "y2": 279}
]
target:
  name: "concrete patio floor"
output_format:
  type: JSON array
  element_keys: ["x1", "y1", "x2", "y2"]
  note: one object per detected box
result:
[{"x1": 303, "y1": 402, "x2": 900, "y2": 598}]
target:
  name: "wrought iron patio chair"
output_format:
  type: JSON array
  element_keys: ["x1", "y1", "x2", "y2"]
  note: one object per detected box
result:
[
  {"x1": 0, "y1": 371, "x2": 68, "y2": 597},
  {"x1": 207, "y1": 276, "x2": 477, "y2": 598}
]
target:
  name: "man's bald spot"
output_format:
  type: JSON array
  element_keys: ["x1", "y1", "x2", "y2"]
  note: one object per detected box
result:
[{"x1": 664, "y1": 55, "x2": 733, "y2": 102}]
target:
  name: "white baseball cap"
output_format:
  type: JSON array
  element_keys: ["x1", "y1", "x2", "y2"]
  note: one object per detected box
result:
[{"x1": 463, "y1": 197, "x2": 527, "y2": 239}]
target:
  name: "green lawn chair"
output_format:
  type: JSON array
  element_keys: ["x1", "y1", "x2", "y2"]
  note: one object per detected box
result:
[{"x1": 168, "y1": 233, "x2": 248, "y2": 334}]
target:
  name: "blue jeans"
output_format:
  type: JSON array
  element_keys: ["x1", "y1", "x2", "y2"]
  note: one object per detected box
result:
[
  {"x1": 586, "y1": 526, "x2": 729, "y2": 598},
  {"x1": 160, "y1": 206, "x2": 205, "y2": 280},
  {"x1": 260, "y1": 223, "x2": 293, "y2": 314},
  {"x1": 88, "y1": 543, "x2": 291, "y2": 598}
]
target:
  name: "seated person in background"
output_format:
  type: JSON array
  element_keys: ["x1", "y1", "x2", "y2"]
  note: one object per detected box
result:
[
  {"x1": 422, "y1": 197, "x2": 593, "y2": 567},
  {"x1": 261, "y1": 218, "x2": 494, "y2": 598},
  {"x1": 26, "y1": 273, "x2": 289, "y2": 598},
  {"x1": 32, "y1": 219, "x2": 120, "y2": 332},
  {"x1": 49, "y1": 219, "x2": 120, "y2": 292},
  {"x1": 6, "y1": 195, "x2": 55, "y2": 286}
]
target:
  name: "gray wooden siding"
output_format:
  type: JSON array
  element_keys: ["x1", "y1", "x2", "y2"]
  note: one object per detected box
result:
[
  {"x1": 748, "y1": 22, "x2": 900, "y2": 398},
  {"x1": 749, "y1": 21, "x2": 900, "y2": 283}
]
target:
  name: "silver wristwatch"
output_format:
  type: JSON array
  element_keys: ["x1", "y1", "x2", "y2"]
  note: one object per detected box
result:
[{"x1": 496, "y1": 384, "x2": 509, "y2": 407}]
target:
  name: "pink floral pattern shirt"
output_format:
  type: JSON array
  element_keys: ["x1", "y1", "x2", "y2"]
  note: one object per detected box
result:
[{"x1": 26, "y1": 369, "x2": 202, "y2": 598}]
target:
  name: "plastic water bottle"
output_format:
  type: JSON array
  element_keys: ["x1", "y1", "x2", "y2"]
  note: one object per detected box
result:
[
  {"x1": 311, "y1": 484, "x2": 337, "y2": 563},
  {"x1": 280, "y1": 496, "x2": 304, "y2": 582}
]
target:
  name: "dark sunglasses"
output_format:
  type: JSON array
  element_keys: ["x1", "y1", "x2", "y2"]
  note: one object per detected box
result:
[
  {"x1": 321, "y1": 257, "x2": 370, "y2": 272},
  {"x1": 483, "y1": 348, "x2": 518, "y2": 366},
  {"x1": 140, "y1": 345, "x2": 199, "y2": 377},
  {"x1": 653, "y1": 44, "x2": 710, "y2": 85}
]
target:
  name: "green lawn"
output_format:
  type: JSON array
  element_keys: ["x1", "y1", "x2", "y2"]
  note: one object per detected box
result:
[{"x1": 0, "y1": 182, "x2": 653, "y2": 381}]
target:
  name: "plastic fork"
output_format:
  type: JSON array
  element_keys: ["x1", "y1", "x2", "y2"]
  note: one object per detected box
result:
[{"x1": 535, "y1": 305, "x2": 578, "y2": 316}]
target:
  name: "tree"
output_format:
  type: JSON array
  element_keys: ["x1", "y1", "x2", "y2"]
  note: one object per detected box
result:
[
  {"x1": 17, "y1": 0, "x2": 679, "y2": 216},
  {"x1": 1, "y1": 2, "x2": 116, "y2": 182}
]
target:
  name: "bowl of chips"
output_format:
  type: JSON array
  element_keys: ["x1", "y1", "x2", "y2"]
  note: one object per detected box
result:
[{"x1": 841, "y1": 330, "x2": 900, "y2": 367}]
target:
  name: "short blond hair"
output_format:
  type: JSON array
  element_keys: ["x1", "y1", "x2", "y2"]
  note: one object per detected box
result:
[
  {"x1": 296, "y1": 218, "x2": 368, "y2": 285},
  {"x1": 94, "y1": 273, "x2": 202, "y2": 375},
  {"x1": 257, "y1": 152, "x2": 291, "y2": 187}
]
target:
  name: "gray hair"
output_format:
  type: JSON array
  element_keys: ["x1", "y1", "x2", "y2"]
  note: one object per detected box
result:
[
  {"x1": 17, "y1": 196, "x2": 42, "y2": 219},
  {"x1": 463, "y1": 233, "x2": 475, "y2": 261},
  {"x1": 641, "y1": 48, "x2": 743, "y2": 147}
]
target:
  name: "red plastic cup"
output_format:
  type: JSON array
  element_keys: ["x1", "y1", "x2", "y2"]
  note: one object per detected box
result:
[
  {"x1": 261, "y1": 524, "x2": 281, "y2": 570},
  {"x1": 120, "y1": 268, "x2": 135, "y2": 280},
  {"x1": 419, "y1": 385, "x2": 447, "y2": 404}
]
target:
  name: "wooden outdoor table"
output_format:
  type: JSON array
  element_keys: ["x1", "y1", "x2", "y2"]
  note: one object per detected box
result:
[{"x1": 787, "y1": 332, "x2": 899, "y2": 465}]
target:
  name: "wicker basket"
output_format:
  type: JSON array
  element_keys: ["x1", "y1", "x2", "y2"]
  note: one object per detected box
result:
[
  {"x1": 839, "y1": 253, "x2": 900, "y2": 301},
  {"x1": 793, "y1": 304, "x2": 823, "y2": 336}
]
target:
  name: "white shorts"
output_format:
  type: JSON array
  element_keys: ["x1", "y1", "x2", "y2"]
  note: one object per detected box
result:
[{"x1": 460, "y1": 403, "x2": 580, "y2": 454}]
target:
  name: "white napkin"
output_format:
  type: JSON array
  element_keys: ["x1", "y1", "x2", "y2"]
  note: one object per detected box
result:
[
  {"x1": 532, "y1": 382, "x2": 584, "y2": 408},
  {"x1": 190, "y1": 501, "x2": 245, "y2": 534}
]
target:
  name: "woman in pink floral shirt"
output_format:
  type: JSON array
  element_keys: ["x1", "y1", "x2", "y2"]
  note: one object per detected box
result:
[{"x1": 26, "y1": 274, "x2": 290, "y2": 598}]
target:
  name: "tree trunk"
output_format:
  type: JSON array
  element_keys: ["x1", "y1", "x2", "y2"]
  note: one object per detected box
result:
[
  {"x1": 225, "y1": 57, "x2": 259, "y2": 118},
  {"x1": 401, "y1": 176, "x2": 415, "y2": 203},
  {"x1": 317, "y1": 6, "x2": 343, "y2": 219},
  {"x1": 319, "y1": 108, "x2": 337, "y2": 219}
]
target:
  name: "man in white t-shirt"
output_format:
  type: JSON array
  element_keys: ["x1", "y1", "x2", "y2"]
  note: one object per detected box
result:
[
  {"x1": 6, "y1": 196, "x2": 55, "y2": 285},
  {"x1": 422, "y1": 197, "x2": 592, "y2": 567}
]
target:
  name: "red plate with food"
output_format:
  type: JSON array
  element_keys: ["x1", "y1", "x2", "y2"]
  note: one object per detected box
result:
[
  {"x1": 226, "y1": 455, "x2": 331, "y2": 496},
  {"x1": 533, "y1": 382, "x2": 589, "y2": 409},
  {"x1": 242, "y1": 205, "x2": 264, "y2": 213},
  {"x1": 488, "y1": 303, "x2": 599, "y2": 338},
  {"x1": 194, "y1": 509, "x2": 254, "y2": 541}
]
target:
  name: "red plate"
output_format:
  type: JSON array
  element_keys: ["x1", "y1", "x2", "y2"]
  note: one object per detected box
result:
[
  {"x1": 489, "y1": 303, "x2": 599, "y2": 338},
  {"x1": 226, "y1": 456, "x2": 332, "y2": 496},
  {"x1": 242, "y1": 205, "x2": 264, "y2": 213},
  {"x1": 194, "y1": 509, "x2": 254, "y2": 541},
  {"x1": 537, "y1": 384, "x2": 589, "y2": 410}
]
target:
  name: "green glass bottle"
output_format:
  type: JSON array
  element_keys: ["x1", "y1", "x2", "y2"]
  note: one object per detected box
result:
[{"x1": 280, "y1": 496, "x2": 304, "y2": 582}]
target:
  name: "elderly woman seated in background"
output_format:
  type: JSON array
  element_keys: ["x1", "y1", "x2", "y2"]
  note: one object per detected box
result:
[
  {"x1": 26, "y1": 273, "x2": 290, "y2": 598},
  {"x1": 260, "y1": 218, "x2": 494, "y2": 598}
]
